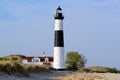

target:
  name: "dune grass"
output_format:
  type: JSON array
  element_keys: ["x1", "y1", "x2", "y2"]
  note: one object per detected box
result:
[
  {"x1": 77, "y1": 66, "x2": 120, "y2": 73},
  {"x1": 0, "y1": 62, "x2": 28, "y2": 77},
  {"x1": 22, "y1": 64, "x2": 50, "y2": 73},
  {"x1": 0, "y1": 55, "x2": 50, "y2": 77}
]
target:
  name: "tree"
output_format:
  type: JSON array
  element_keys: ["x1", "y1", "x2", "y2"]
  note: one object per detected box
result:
[{"x1": 66, "y1": 51, "x2": 87, "y2": 70}]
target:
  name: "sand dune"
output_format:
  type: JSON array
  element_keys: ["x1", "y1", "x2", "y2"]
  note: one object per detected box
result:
[{"x1": 58, "y1": 72, "x2": 120, "y2": 80}]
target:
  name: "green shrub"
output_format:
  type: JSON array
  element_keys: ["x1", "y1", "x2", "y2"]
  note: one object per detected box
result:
[
  {"x1": 78, "y1": 66, "x2": 120, "y2": 73},
  {"x1": 66, "y1": 51, "x2": 87, "y2": 70},
  {"x1": 106, "y1": 67, "x2": 120, "y2": 73},
  {"x1": 77, "y1": 68, "x2": 91, "y2": 72},
  {"x1": 0, "y1": 57, "x2": 4, "y2": 61}
]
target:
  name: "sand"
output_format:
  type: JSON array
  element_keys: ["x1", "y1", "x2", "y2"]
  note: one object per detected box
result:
[
  {"x1": 58, "y1": 72, "x2": 120, "y2": 80},
  {"x1": 0, "y1": 71, "x2": 120, "y2": 80},
  {"x1": 0, "y1": 71, "x2": 71, "y2": 80}
]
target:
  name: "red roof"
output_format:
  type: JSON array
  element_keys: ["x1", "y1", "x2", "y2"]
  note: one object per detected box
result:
[{"x1": 25, "y1": 57, "x2": 34, "y2": 62}]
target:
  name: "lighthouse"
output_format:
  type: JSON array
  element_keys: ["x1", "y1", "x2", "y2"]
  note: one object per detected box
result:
[{"x1": 53, "y1": 6, "x2": 65, "y2": 69}]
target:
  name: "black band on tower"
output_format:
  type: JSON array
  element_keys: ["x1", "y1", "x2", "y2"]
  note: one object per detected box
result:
[
  {"x1": 54, "y1": 13, "x2": 64, "y2": 20},
  {"x1": 54, "y1": 31, "x2": 64, "y2": 47}
]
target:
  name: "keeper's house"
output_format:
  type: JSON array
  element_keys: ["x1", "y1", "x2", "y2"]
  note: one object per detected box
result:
[{"x1": 22, "y1": 56, "x2": 53, "y2": 67}]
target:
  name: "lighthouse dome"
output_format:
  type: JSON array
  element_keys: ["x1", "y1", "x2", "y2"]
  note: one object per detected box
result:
[{"x1": 57, "y1": 6, "x2": 62, "y2": 10}]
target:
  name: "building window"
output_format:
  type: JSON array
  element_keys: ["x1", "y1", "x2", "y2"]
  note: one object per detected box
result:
[
  {"x1": 32, "y1": 57, "x2": 40, "y2": 63},
  {"x1": 45, "y1": 57, "x2": 49, "y2": 62}
]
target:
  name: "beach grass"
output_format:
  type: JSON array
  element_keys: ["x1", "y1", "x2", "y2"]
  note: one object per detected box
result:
[{"x1": 0, "y1": 55, "x2": 50, "y2": 77}]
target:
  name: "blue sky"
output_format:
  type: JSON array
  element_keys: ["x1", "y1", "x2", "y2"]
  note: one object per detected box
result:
[{"x1": 0, "y1": 0, "x2": 120, "y2": 69}]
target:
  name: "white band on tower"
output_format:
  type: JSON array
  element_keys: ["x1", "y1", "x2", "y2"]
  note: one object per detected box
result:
[
  {"x1": 55, "y1": 20, "x2": 63, "y2": 30},
  {"x1": 54, "y1": 47, "x2": 64, "y2": 69}
]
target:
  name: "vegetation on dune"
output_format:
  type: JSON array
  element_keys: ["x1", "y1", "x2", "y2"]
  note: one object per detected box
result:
[
  {"x1": 22, "y1": 64, "x2": 50, "y2": 73},
  {"x1": 87, "y1": 66, "x2": 108, "y2": 73},
  {"x1": 77, "y1": 66, "x2": 120, "y2": 73},
  {"x1": 0, "y1": 57, "x2": 4, "y2": 61},
  {"x1": 0, "y1": 63, "x2": 28, "y2": 77},
  {"x1": 106, "y1": 67, "x2": 120, "y2": 73},
  {"x1": 0, "y1": 54, "x2": 25, "y2": 63},
  {"x1": 0, "y1": 54, "x2": 50, "y2": 77}
]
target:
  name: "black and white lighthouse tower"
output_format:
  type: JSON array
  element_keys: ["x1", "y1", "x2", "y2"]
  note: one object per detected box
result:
[{"x1": 53, "y1": 6, "x2": 65, "y2": 69}]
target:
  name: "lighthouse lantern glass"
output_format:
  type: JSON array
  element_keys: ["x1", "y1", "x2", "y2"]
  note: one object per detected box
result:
[{"x1": 57, "y1": 10, "x2": 62, "y2": 13}]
